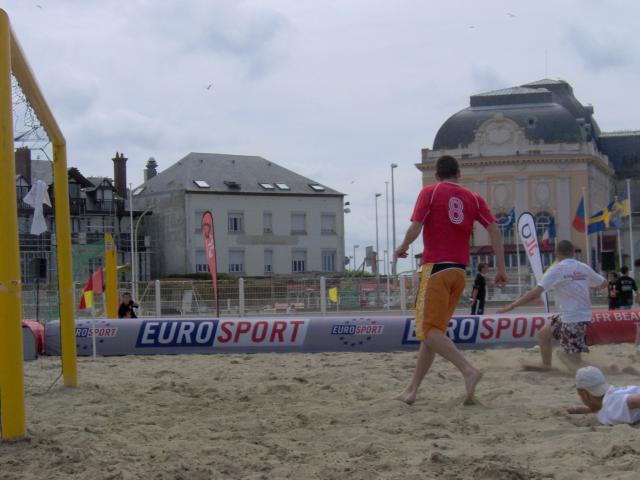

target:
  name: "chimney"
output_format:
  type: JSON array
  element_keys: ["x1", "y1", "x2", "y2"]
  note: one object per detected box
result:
[
  {"x1": 112, "y1": 151, "x2": 127, "y2": 198},
  {"x1": 15, "y1": 147, "x2": 32, "y2": 184},
  {"x1": 144, "y1": 157, "x2": 158, "y2": 181}
]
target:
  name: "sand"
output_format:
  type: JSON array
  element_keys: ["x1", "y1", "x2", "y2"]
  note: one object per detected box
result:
[{"x1": 2, "y1": 345, "x2": 640, "y2": 480}]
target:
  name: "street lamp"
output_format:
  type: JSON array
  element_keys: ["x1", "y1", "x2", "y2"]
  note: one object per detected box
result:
[
  {"x1": 385, "y1": 181, "x2": 389, "y2": 276},
  {"x1": 374, "y1": 193, "x2": 381, "y2": 272},
  {"x1": 353, "y1": 244, "x2": 360, "y2": 271},
  {"x1": 128, "y1": 183, "x2": 135, "y2": 296},
  {"x1": 391, "y1": 163, "x2": 398, "y2": 274},
  {"x1": 343, "y1": 202, "x2": 350, "y2": 273},
  {"x1": 133, "y1": 204, "x2": 153, "y2": 305}
]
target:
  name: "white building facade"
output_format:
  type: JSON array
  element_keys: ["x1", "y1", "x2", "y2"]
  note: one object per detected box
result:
[{"x1": 135, "y1": 153, "x2": 345, "y2": 277}]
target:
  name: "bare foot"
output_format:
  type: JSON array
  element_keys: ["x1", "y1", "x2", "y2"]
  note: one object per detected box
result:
[
  {"x1": 463, "y1": 367, "x2": 482, "y2": 402},
  {"x1": 395, "y1": 389, "x2": 416, "y2": 405}
]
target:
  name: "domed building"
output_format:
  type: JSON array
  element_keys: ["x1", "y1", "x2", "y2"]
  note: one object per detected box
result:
[{"x1": 418, "y1": 79, "x2": 640, "y2": 273}]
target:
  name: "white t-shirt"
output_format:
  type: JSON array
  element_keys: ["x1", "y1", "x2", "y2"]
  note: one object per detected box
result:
[
  {"x1": 597, "y1": 386, "x2": 640, "y2": 426},
  {"x1": 538, "y1": 258, "x2": 605, "y2": 324}
]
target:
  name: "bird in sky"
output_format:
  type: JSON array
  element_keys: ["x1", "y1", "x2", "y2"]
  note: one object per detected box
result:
[
  {"x1": 36, "y1": 4, "x2": 43, "y2": 8},
  {"x1": 468, "y1": 26, "x2": 475, "y2": 29},
  {"x1": 206, "y1": 83, "x2": 213, "y2": 90},
  {"x1": 507, "y1": 12, "x2": 516, "y2": 18}
]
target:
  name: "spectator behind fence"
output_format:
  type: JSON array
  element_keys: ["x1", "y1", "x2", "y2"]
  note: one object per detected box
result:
[{"x1": 118, "y1": 292, "x2": 138, "y2": 319}]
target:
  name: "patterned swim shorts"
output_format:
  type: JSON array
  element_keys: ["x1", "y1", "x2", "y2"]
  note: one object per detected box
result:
[{"x1": 551, "y1": 315, "x2": 589, "y2": 354}]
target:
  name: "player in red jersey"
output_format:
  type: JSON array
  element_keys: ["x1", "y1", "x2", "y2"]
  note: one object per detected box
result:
[{"x1": 395, "y1": 155, "x2": 507, "y2": 404}]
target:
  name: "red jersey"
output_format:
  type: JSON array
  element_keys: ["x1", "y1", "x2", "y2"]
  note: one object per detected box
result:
[{"x1": 410, "y1": 181, "x2": 495, "y2": 266}]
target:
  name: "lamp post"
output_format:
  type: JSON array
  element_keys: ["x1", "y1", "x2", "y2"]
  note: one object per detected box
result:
[
  {"x1": 128, "y1": 183, "x2": 135, "y2": 296},
  {"x1": 374, "y1": 193, "x2": 381, "y2": 271},
  {"x1": 385, "y1": 181, "x2": 389, "y2": 276},
  {"x1": 391, "y1": 163, "x2": 398, "y2": 275},
  {"x1": 133, "y1": 205, "x2": 152, "y2": 305},
  {"x1": 353, "y1": 244, "x2": 359, "y2": 272},
  {"x1": 343, "y1": 202, "x2": 350, "y2": 274}
]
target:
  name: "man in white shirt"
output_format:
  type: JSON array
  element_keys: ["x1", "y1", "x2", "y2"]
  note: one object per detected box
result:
[
  {"x1": 498, "y1": 240, "x2": 607, "y2": 370},
  {"x1": 567, "y1": 366, "x2": 640, "y2": 425}
]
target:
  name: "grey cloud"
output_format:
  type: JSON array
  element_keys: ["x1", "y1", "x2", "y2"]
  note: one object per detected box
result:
[
  {"x1": 564, "y1": 26, "x2": 631, "y2": 70},
  {"x1": 134, "y1": 1, "x2": 292, "y2": 79}
]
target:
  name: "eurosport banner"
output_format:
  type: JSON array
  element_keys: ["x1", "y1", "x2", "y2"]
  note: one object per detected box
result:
[
  {"x1": 518, "y1": 211, "x2": 549, "y2": 311},
  {"x1": 201, "y1": 211, "x2": 219, "y2": 316},
  {"x1": 44, "y1": 310, "x2": 640, "y2": 356}
]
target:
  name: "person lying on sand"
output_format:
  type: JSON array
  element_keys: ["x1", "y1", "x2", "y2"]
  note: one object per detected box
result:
[
  {"x1": 567, "y1": 366, "x2": 640, "y2": 425},
  {"x1": 497, "y1": 240, "x2": 607, "y2": 373}
]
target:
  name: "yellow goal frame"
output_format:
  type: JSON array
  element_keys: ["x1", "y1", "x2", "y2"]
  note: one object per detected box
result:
[{"x1": 0, "y1": 9, "x2": 77, "y2": 440}]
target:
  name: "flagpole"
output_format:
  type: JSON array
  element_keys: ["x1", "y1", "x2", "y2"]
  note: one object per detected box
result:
[
  {"x1": 615, "y1": 196, "x2": 623, "y2": 268},
  {"x1": 617, "y1": 228, "x2": 623, "y2": 269},
  {"x1": 514, "y1": 208, "x2": 521, "y2": 296},
  {"x1": 627, "y1": 179, "x2": 635, "y2": 277},
  {"x1": 582, "y1": 187, "x2": 591, "y2": 268}
]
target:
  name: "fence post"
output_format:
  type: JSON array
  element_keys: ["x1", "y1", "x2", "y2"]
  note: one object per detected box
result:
[
  {"x1": 239, "y1": 277, "x2": 245, "y2": 317},
  {"x1": 320, "y1": 276, "x2": 327, "y2": 315},
  {"x1": 155, "y1": 279, "x2": 161, "y2": 317},
  {"x1": 399, "y1": 276, "x2": 407, "y2": 313}
]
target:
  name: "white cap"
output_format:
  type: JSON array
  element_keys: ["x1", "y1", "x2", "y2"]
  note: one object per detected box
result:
[{"x1": 575, "y1": 366, "x2": 610, "y2": 397}]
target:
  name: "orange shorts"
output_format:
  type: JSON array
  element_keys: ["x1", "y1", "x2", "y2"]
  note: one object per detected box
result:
[{"x1": 415, "y1": 263, "x2": 466, "y2": 340}]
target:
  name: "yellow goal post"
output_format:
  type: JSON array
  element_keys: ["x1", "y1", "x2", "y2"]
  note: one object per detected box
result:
[{"x1": 0, "y1": 9, "x2": 77, "y2": 441}]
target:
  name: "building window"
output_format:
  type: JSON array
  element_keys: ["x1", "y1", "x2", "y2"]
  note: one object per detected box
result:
[
  {"x1": 263, "y1": 211, "x2": 273, "y2": 234},
  {"x1": 292, "y1": 249, "x2": 306, "y2": 273},
  {"x1": 228, "y1": 212, "x2": 244, "y2": 233},
  {"x1": 322, "y1": 250, "x2": 336, "y2": 272},
  {"x1": 320, "y1": 213, "x2": 336, "y2": 235},
  {"x1": 264, "y1": 249, "x2": 273, "y2": 274},
  {"x1": 535, "y1": 211, "x2": 553, "y2": 238},
  {"x1": 195, "y1": 249, "x2": 209, "y2": 272},
  {"x1": 291, "y1": 212, "x2": 306, "y2": 235},
  {"x1": 16, "y1": 177, "x2": 29, "y2": 209},
  {"x1": 229, "y1": 249, "x2": 244, "y2": 273}
]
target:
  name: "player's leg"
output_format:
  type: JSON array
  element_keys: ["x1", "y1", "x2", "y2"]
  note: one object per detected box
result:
[
  {"x1": 539, "y1": 321, "x2": 554, "y2": 368},
  {"x1": 396, "y1": 341, "x2": 436, "y2": 404},
  {"x1": 424, "y1": 269, "x2": 481, "y2": 400},
  {"x1": 555, "y1": 321, "x2": 589, "y2": 372},
  {"x1": 634, "y1": 324, "x2": 640, "y2": 357}
]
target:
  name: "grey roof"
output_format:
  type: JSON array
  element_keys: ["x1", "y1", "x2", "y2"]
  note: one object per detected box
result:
[
  {"x1": 85, "y1": 177, "x2": 114, "y2": 192},
  {"x1": 472, "y1": 86, "x2": 543, "y2": 97},
  {"x1": 600, "y1": 130, "x2": 640, "y2": 137},
  {"x1": 521, "y1": 78, "x2": 566, "y2": 86},
  {"x1": 135, "y1": 153, "x2": 344, "y2": 196},
  {"x1": 433, "y1": 79, "x2": 599, "y2": 150},
  {"x1": 599, "y1": 131, "x2": 640, "y2": 177}
]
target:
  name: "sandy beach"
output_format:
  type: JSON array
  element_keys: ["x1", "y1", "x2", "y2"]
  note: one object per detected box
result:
[{"x1": 2, "y1": 344, "x2": 640, "y2": 480}]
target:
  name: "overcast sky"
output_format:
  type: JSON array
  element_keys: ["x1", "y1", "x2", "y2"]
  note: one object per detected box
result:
[{"x1": 4, "y1": 0, "x2": 640, "y2": 273}]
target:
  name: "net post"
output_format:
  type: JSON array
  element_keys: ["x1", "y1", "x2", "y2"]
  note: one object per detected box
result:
[
  {"x1": 0, "y1": 9, "x2": 26, "y2": 439},
  {"x1": 104, "y1": 233, "x2": 118, "y2": 318},
  {"x1": 53, "y1": 143, "x2": 78, "y2": 387}
]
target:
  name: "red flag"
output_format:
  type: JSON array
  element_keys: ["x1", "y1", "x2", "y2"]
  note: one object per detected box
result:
[
  {"x1": 92, "y1": 266, "x2": 103, "y2": 294},
  {"x1": 78, "y1": 273, "x2": 94, "y2": 310},
  {"x1": 201, "y1": 211, "x2": 219, "y2": 316},
  {"x1": 572, "y1": 197, "x2": 586, "y2": 233}
]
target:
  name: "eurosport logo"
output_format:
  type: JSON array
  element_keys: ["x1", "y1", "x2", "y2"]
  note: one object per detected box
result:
[
  {"x1": 215, "y1": 319, "x2": 308, "y2": 347},
  {"x1": 75, "y1": 327, "x2": 118, "y2": 338},
  {"x1": 401, "y1": 315, "x2": 549, "y2": 346},
  {"x1": 135, "y1": 319, "x2": 308, "y2": 348},
  {"x1": 136, "y1": 320, "x2": 219, "y2": 347},
  {"x1": 330, "y1": 318, "x2": 384, "y2": 348}
]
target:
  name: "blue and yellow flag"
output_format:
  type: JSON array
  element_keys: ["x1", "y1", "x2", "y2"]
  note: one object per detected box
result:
[
  {"x1": 588, "y1": 209, "x2": 608, "y2": 234},
  {"x1": 619, "y1": 189, "x2": 631, "y2": 217}
]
